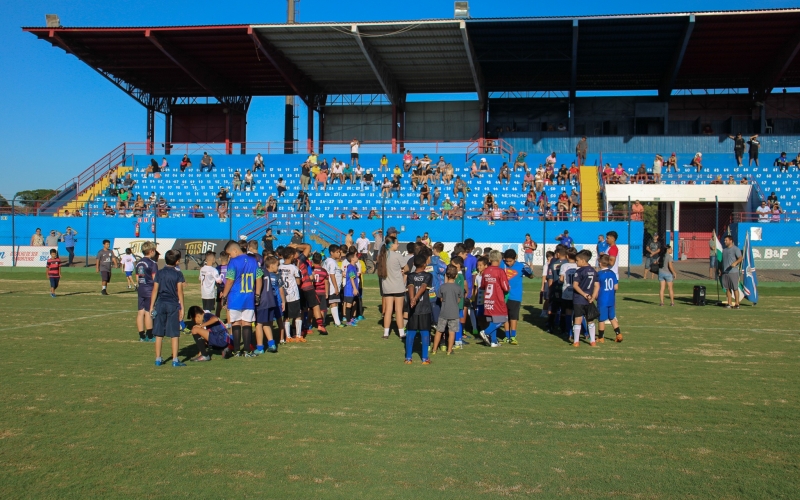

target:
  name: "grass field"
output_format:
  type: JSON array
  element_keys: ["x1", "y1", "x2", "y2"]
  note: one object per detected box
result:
[{"x1": 0, "y1": 267, "x2": 798, "y2": 499}]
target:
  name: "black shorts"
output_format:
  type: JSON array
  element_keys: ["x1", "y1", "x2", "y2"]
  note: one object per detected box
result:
[
  {"x1": 506, "y1": 300, "x2": 521, "y2": 321},
  {"x1": 302, "y1": 289, "x2": 319, "y2": 308},
  {"x1": 407, "y1": 313, "x2": 432, "y2": 331},
  {"x1": 344, "y1": 296, "x2": 355, "y2": 305},
  {"x1": 138, "y1": 295, "x2": 152, "y2": 312},
  {"x1": 153, "y1": 302, "x2": 181, "y2": 338},
  {"x1": 101, "y1": 271, "x2": 112, "y2": 282},
  {"x1": 384, "y1": 292, "x2": 405, "y2": 298},
  {"x1": 351, "y1": 152, "x2": 359, "y2": 161},
  {"x1": 327, "y1": 292, "x2": 341, "y2": 304},
  {"x1": 49, "y1": 278, "x2": 59, "y2": 289},
  {"x1": 202, "y1": 298, "x2": 216, "y2": 312},
  {"x1": 317, "y1": 293, "x2": 328, "y2": 311},
  {"x1": 285, "y1": 300, "x2": 301, "y2": 319},
  {"x1": 750, "y1": 151, "x2": 759, "y2": 160},
  {"x1": 573, "y1": 303, "x2": 591, "y2": 319}
]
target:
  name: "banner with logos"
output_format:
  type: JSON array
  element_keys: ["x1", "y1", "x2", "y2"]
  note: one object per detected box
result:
[
  {"x1": 0, "y1": 246, "x2": 58, "y2": 267},
  {"x1": 751, "y1": 246, "x2": 800, "y2": 269},
  {"x1": 171, "y1": 239, "x2": 229, "y2": 256},
  {"x1": 112, "y1": 238, "x2": 176, "y2": 259}
]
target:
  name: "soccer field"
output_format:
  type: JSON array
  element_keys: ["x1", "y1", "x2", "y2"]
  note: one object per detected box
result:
[{"x1": 0, "y1": 268, "x2": 798, "y2": 499}]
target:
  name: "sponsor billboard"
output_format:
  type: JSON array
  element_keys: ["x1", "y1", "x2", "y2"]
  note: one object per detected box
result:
[
  {"x1": 171, "y1": 239, "x2": 229, "y2": 256},
  {"x1": 751, "y1": 246, "x2": 800, "y2": 269},
  {"x1": 112, "y1": 239, "x2": 176, "y2": 259},
  {"x1": 0, "y1": 246, "x2": 58, "y2": 267}
]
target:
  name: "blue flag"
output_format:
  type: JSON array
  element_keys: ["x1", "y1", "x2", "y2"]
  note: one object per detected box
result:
[{"x1": 739, "y1": 233, "x2": 758, "y2": 304}]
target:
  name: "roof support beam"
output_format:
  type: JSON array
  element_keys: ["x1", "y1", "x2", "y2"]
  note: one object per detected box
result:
[
  {"x1": 659, "y1": 15, "x2": 695, "y2": 99},
  {"x1": 351, "y1": 25, "x2": 404, "y2": 108},
  {"x1": 48, "y1": 30, "x2": 171, "y2": 113},
  {"x1": 248, "y1": 28, "x2": 313, "y2": 107},
  {"x1": 752, "y1": 24, "x2": 800, "y2": 97},
  {"x1": 459, "y1": 20, "x2": 486, "y2": 105},
  {"x1": 569, "y1": 20, "x2": 579, "y2": 135}
]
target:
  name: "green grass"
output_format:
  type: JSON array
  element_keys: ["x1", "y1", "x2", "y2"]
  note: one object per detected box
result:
[{"x1": 1, "y1": 268, "x2": 798, "y2": 499}]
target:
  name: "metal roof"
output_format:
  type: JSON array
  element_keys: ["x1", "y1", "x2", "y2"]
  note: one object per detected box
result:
[{"x1": 22, "y1": 8, "x2": 800, "y2": 109}]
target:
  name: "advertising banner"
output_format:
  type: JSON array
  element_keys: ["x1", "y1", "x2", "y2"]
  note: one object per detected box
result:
[
  {"x1": 751, "y1": 246, "x2": 800, "y2": 269},
  {"x1": 112, "y1": 238, "x2": 176, "y2": 258},
  {"x1": 0, "y1": 246, "x2": 58, "y2": 267}
]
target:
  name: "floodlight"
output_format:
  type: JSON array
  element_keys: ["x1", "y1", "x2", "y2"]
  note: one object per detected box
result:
[
  {"x1": 45, "y1": 14, "x2": 61, "y2": 28},
  {"x1": 454, "y1": 2, "x2": 469, "y2": 19}
]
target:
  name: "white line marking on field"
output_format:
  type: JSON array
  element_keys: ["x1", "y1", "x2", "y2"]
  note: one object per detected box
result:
[
  {"x1": 0, "y1": 311, "x2": 129, "y2": 332},
  {"x1": 624, "y1": 324, "x2": 798, "y2": 335}
]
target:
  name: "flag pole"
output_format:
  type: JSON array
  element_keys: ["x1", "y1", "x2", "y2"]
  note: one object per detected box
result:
[{"x1": 715, "y1": 196, "x2": 720, "y2": 304}]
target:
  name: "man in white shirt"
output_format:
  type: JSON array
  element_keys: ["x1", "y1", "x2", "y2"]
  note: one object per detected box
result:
[
  {"x1": 350, "y1": 138, "x2": 360, "y2": 165},
  {"x1": 356, "y1": 232, "x2": 370, "y2": 255},
  {"x1": 756, "y1": 201, "x2": 771, "y2": 223}
]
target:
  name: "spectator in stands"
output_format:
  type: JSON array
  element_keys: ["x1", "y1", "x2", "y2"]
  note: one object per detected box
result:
[
  {"x1": 381, "y1": 177, "x2": 392, "y2": 198},
  {"x1": 377, "y1": 154, "x2": 387, "y2": 173},
  {"x1": 575, "y1": 137, "x2": 587, "y2": 166},
  {"x1": 354, "y1": 163, "x2": 363, "y2": 186},
  {"x1": 557, "y1": 192, "x2": 570, "y2": 221},
  {"x1": 771, "y1": 203, "x2": 784, "y2": 222},
  {"x1": 602, "y1": 164, "x2": 614, "y2": 184},
  {"x1": 727, "y1": 175, "x2": 736, "y2": 185},
  {"x1": 691, "y1": 152, "x2": 703, "y2": 172},
  {"x1": 666, "y1": 152, "x2": 678, "y2": 172},
  {"x1": 363, "y1": 170, "x2": 375, "y2": 191},
  {"x1": 653, "y1": 154, "x2": 663, "y2": 184},
  {"x1": 180, "y1": 154, "x2": 192, "y2": 172},
  {"x1": 794, "y1": 153, "x2": 800, "y2": 168},
  {"x1": 118, "y1": 187, "x2": 130, "y2": 210},
  {"x1": 368, "y1": 209, "x2": 379, "y2": 220},
  {"x1": 343, "y1": 162, "x2": 354, "y2": 184},
  {"x1": 144, "y1": 158, "x2": 161, "y2": 178},
  {"x1": 711, "y1": 175, "x2": 723, "y2": 185},
  {"x1": 535, "y1": 168, "x2": 544, "y2": 192},
  {"x1": 491, "y1": 203, "x2": 504, "y2": 221},
  {"x1": 200, "y1": 152, "x2": 215, "y2": 172},
  {"x1": 544, "y1": 162, "x2": 555, "y2": 184},
  {"x1": 612, "y1": 163, "x2": 626, "y2": 184},
  {"x1": 631, "y1": 200, "x2": 644, "y2": 221},
  {"x1": 728, "y1": 133, "x2": 746, "y2": 167},
  {"x1": 350, "y1": 210, "x2": 361, "y2": 220},
  {"x1": 453, "y1": 176, "x2": 468, "y2": 198},
  {"x1": 428, "y1": 210, "x2": 439, "y2": 221},
  {"x1": 266, "y1": 195, "x2": 277, "y2": 212},
  {"x1": 774, "y1": 152, "x2": 790, "y2": 172},
  {"x1": 441, "y1": 197, "x2": 453, "y2": 219},
  {"x1": 513, "y1": 151, "x2": 528, "y2": 171},
  {"x1": 253, "y1": 153, "x2": 264, "y2": 171},
  {"x1": 525, "y1": 189, "x2": 536, "y2": 213},
  {"x1": 133, "y1": 195, "x2": 144, "y2": 216},
  {"x1": 767, "y1": 192, "x2": 778, "y2": 207},
  {"x1": 392, "y1": 164, "x2": 402, "y2": 182},
  {"x1": 108, "y1": 168, "x2": 119, "y2": 191},
  {"x1": 294, "y1": 190, "x2": 309, "y2": 212},
  {"x1": 253, "y1": 201, "x2": 266, "y2": 217},
  {"x1": 409, "y1": 211, "x2": 420, "y2": 220},
  {"x1": 442, "y1": 162, "x2": 454, "y2": 184},
  {"x1": 122, "y1": 174, "x2": 135, "y2": 191},
  {"x1": 756, "y1": 201, "x2": 771, "y2": 222},
  {"x1": 545, "y1": 152, "x2": 557, "y2": 171},
  {"x1": 419, "y1": 154, "x2": 432, "y2": 169},
  {"x1": 310, "y1": 161, "x2": 320, "y2": 181},
  {"x1": 300, "y1": 162, "x2": 311, "y2": 190},
  {"x1": 276, "y1": 177, "x2": 287, "y2": 197},
  {"x1": 350, "y1": 138, "x2": 360, "y2": 165},
  {"x1": 557, "y1": 164, "x2": 569, "y2": 185},
  {"x1": 740, "y1": 176, "x2": 749, "y2": 185},
  {"x1": 569, "y1": 189, "x2": 580, "y2": 212},
  {"x1": 29, "y1": 228, "x2": 44, "y2": 246},
  {"x1": 189, "y1": 204, "x2": 204, "y2": 218},
  {"x1": 433, "y1": 186, "x2": 441, "y2": 206},
  {"x1": 419, "y1": 183, "x2": 431, "y2": 206},
  {"x1": 320, "y1": 157, "x2": 329, "y2": 172},
  {"x1": 216, "y1": 187, "x2": 230, "y2": 212},
  {"x1": 307, "y1": 151, "x2": 318, "y2": 166},
  {"x1": 391, "y1": 177, "x2": 401, "y2": 198},
  {"x1": 243, "y1": 169, "x2": 255, "y2": 191},
  {"x1": 498, "y1": 163, "x2": 511, "y2": 184},
  {"x1": 505, "y1": 205, "x2": 520, "y2": 221},
  {"x1": 157, "y1": 197, "x2": 171, "y2": 217},
  {"x1": 747, "y1": 135, "x2": 760, "y2": 167},
  {"x1": 483, "y1": 192, "x2": 495, "y2": 211},
  {"x1": 232, "y1": 170, "x2": 242, "y2": 191},
  {"x1": 103, "y1": 202, "x2": 115, "y2": 216},
  {"x1": 402, "y1": 150, "x2": 412, "y2": 171},
  {"x1": 470, "y1": 160, "x2": 480, "y2": 179},
  {"x1": 314, "y1": 166, "x2": 328, "y2": 191},
  {"x1": 568, "y1": 163, "x2": 579, "y2": 184},
  {"x1": 634, "y1": 164, "x2": 648, "y2": 184},
  {"x1": 329, "y1": 161, "x2": 342, "y2": 184},
  {"x1": 479, "y1": 157, "x2": 492, "y2": 173},
  {"x1": 523, "y1": 169, "x2": 535, "y2": 191},
  {"x1": 217, "y1": 200, "x2": 228, "y2": 219},
  {"x1": 410, "y1": 165, "x2": 421, "y2": 190}
]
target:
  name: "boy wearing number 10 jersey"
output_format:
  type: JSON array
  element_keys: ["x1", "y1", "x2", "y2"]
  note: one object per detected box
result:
[
  {"x1": 596, "y1": 254, "x2": 622, "y2": 343},
  {"x1": 221, "y1": 241, "x2": 263, "y2": 357}
]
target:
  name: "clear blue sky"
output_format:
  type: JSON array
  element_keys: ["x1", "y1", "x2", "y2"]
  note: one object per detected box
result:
[{"x1": 0, "y1": 0, "x2": 795, "y2": 198}]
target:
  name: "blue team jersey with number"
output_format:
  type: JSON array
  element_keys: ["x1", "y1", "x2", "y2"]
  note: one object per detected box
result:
[
  {"x1": 572, "y1": 265, "x2": 598, "y2": 306},
  {"x1": 597, "y1": 268, "x2": 618, "y2": 306},
  {"x1": 597, "y1": 241, "x2": 610, "y2": 255},
  {"x1": 136, "y1": 258, "x2": 158, "y2": 297},
  {"x1": 500, "y1": 261, "x2": 533, "y2": 302},
  {"x1": 225, "y1": 254, "x2": 262, "y2": 311}
]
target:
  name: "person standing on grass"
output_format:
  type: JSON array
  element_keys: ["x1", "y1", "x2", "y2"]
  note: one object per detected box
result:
[
  {"x1": 199, "y1": 251, "x2": 222, "y2": 313},
  {"x1": 377, "y1": 236, "x2": 407, "y2": 340},
  {"x1": 658, "y1": 244, "x2": 677, "y2": 307},
  {"x1": 405, "y1": 253, "x2": 433, "y2": 365},
  {"x1": 221, "y1": 240, "x2": 262, "y2": 357},
  {"x1": 150, "y1": 250, "x2": 186, "y2": 367},
  {"x1": 606, "y1": 231, "x2": 620, "y2": 279},
  {"x1": 254, "y1": 256, "x2": 282, "y2": 355},
  {"x1": 120, "y1": 248, "x2": 137, "y2": 289},
  {"x1": 96, "y1": 239, "x2": 118, "y2": 295},
  {"x1": 61, "y1": 226, "x2": 78, "y2": 266},
  {"x1": 501, "y1": 248, "x2": 533, "y2": 345},
  {"x1": 478, "y1": 250, "x2": 511, "y2": 348},
  {"x1": 46, "y1": 249, "x2": 61, "y2": 298},
  {"x1": 135, "y1": 242, "x2": 158, "y2": 342},
  {"x1": 596, "y1": 254, "x2": 622, "y2": 343},
  {"x1": 571, "y1": 250, "x2": 599, "y2": 348},
  {"x1": 323, "y1": 245, "x2": 344, "y2": 328},
  {"x1": 343, "y1": 252, "x2": 361, "y2": 326},
  {"x1": 644, "y1": 234, "x2": 663, "y2": 280},
  {"x1": 720, "y1": 235, "x2": 743, "y2": 309},
  {"x1": 523, "y1": 234, "x2": 537, "y2": 269},
  {"x1": 431, "y1": 264, "x2": 463, "y2": 356}
]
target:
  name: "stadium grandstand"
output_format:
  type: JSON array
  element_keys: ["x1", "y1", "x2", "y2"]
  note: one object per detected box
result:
[{"x1": 5, "y1": 7, "x2": 800, "y2": 273}]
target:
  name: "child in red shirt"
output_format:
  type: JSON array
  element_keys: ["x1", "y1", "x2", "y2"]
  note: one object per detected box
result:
[
  {"x1": 46, "y1": 249, "x2": 62, "y2": 298},
  {"x1": 478, "y1": 250, "x2": 510, "y2": 347}
]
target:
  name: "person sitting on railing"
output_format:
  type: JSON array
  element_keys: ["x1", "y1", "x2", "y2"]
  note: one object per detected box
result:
[
  {"x1": 343, "y1": 162, "x2": 354, "y2": 184},
  {"x1": 711, "y1": 175, "x2": 724, "y2": 185},
  {"x1": 367, "y1": 209, "x2": 379, "y2": 220},
  {"x1": 513, "y1": 152, "x2": 528, "y2": 171},
  {"x1": 505, "y1": 205, "x2": 520, "y2": 221},
  {"x1": 217, "y1": 200, "x2": 228, "y2": 219},
  {"x1": 348, "y1": 210, "x2": 360, "y2": 220},
  {"x1": 771, "y1": 203, "x2": 784, "y2": 222},
  {"x1": 133, "y1": 195, "x2": 144, "y2": 216},
  {"x1": 144, "y1": 158, "x2": 161, "y2": 178},
  {"x1": 180, "y1": 154, "x2": 192, "y2": 172},
  {"x1": 756, "y1": 201, "x2": 771, "y2": 222},
  {"x1": 568, "y1": 162, "x2": 579, "y2": 185},
  {"x1": 522, "y1": 169, "x2": 535, "y2": 191},
  {"x1": 690, "y1": 152, "x2": 703, "y2": 172},
  {"x1": 453, "y1": 175, "x2": 468, "y2": 198},
  {"x1": 103, "y1": 202, "x2": 115, "y2": 216},
  {"x1": 253, "y1": 201, "x2": 266, "y2": 217},
  {"x1": 232, "y1": 170, "x2": 242, "y2": 191},
  {"x1": 727, "y1": 175, "x2": 736, "y2": 185},
  {"x1": 631, "y1": 200, "x2": 644, "y2": 221},
  {"x1": 739, "y1": 176, "x2": 749, "y2": 185},
  {"x1": 653, "y1": 154, "x2": 663, "y2": 184},
  {"x1": 428, "y1": 210, "x2": 440, "y2": 221},
  {"x1": 470, "y1": 160, "x2": 481, "y2": 179},
  {"x1": 615, "y1": 164, "x2": 628, "y2": 184},
  {"x1": 483, "y1": 192, "x2": 494, "y2": 211},
  {"x1": 570, "y1": 189, "x2": 581, "y2": 212},
  {"x1": 200, "y1": 152, "x2": 215, "y2": 172},
  {"x1": 491, "y1": 203, "x2": 503, "y2": 221},
  {"x1": 216, "y1": 187, "x2": 230, "y2": 212},
  {"x1": 189, "y1": 204, "x2": 204, "y2": 218},
  {"x1": 409, "y1": 211, "x2": 420, "y2": 220},
  {"x1": 419, "y1": 183, "x2": 431, "y2": 206},
  {"x1": 253, "y1": 153, "x2": 265, "y2": 172},
  {"x1": 774, "y1": 152, "x2": 790, "y2": 172},
  {"x1": 276, "y1": 177, "x2": 287, "y2": 197},
  {"x1": 634, "y1": 164, "x2": 648, "y2": 184},
  {"x1": 402, "y1": 150, "x2": 412, "y2": 172},
  {"x1": 544, "y1": 162, "x2": 555, "y2": 185},
  {"x1": 498, "y1": 163, "x2": 511, "y2": 184},
  {"x1": 72, "y1": 209, "x2": 82, "y2": 217},
  {"x1": 525, "y1": 189, "x2": 536, "y2": 213},
  {"x1": 441, "y1": 197, "x2": 453, "y2": 219},
  {"x1": 557, "y1": 164, "x2": 569, "y2": 185},
  {"x1": 314, "y1": 166, "x2": 328, "y2": 191},
  {"x1": 666, "y1": 152, "x2": 678, "y2": 172},
  {"x1": 381, "y1": 177, "x2": 392, "y2": 198}
]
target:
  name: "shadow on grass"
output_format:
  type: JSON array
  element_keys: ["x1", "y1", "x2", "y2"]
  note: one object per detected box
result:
[
  {"x1": 622, "y1": 297, "x2": 655, "y2": 304},
  {"x1": 58, "y1": 291, "x2": 95, "y2": 297},
  {"x1": 523, "y1": 304, "x2": 572, "y2": 344}
]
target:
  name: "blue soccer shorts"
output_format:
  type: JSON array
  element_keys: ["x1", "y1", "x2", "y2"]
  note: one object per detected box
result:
[{"x1": 598, "y1": 305, "x2": 616, "y2": 322}]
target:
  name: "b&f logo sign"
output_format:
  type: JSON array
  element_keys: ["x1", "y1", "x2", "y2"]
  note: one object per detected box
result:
[{"x1": 753, "y1": 248, "x2": 789, "y2": 259}]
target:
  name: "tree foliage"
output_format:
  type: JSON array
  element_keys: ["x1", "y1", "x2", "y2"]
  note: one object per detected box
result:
[{"x1": 13, "y1": 189, "x2": 56, "y2": 207}]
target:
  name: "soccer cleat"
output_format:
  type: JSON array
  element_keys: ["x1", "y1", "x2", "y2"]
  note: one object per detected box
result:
[
  {"x1": 172, "y1": 360, "x2": 186, "y2": 367},
  {"x1": 50, "y1": 293, "x2": 56, "y2": 298},
  {"x1": 154, "y1": 357, "x2": 163, "y2": 366},
  {"x1": 297, "y1": 337, "x2": 307, "y2": 343},
  {"x1": 267, "y1": 345, "x2": 278, "y2": 353},
  {"x1": 479, "y1": 331, "x2": 490, "y2": 345},
  {"x1": 222, "y1": 347, "x2": 233, "y2": 359},
  {"x1": 590, "y1": 341, "x2": 597, "y2": 347},
  {"x1": 733, "y1": 305, "x2": 740, "y2": 310},
  {"x1": 335, "y1": 323, "x2": 345, "y2": 328},
  {"x1": 461, "y1": 338, "x2": 470, "y2": 345},
  {"x1": 404, "y1": 359, "x2": 413, "y2": 364},
  {"x1": 279, "y1": 339, "x2": 286, "y2": 345},
  {"x1": 139, "y1": 337, "x2": 147, "y2": 342},
  {"x1": 568, "y1": 336, "x2": 574, "y2": 344},
  {"x1": 509, "y1": 337, "x2": 519, "y2": 345},
  {"x1": 191, "y1": 355, "x2": 210, "y2": 362},
  {"x1": 502, "y1": 337, "x2": 510, "y2": 344},
  {"x1": 147, "y1": 337, "x2": 155, "y2": 343},
  {"x1": 572, "y1": 342, "x2": 580, "y2": 348},
  {"x1": 597, "y1": 337, "x2": 605, "y2": 343},
  {"x1": 453, "y1": 344, "x2": 463, "y2": 350},
  {"x1": 318, "y1": 328, "x2": 328, "y2": 335},
  {"x1": 490, "y1": 343, "x2": 500, "y2": 348},
  {"x1": 101, "y1": 289, "x2": 108, "y2": 295},
  {"x1": 446, "y1": 351, "x2": 452, "y2": 356},
  {"x1": 440, "y1": 345, "x2": 447, "y2": 352},
  {"x1": 431, "y1": 348, "x2": 437, "y2": 356},
  {"x1": 234, "y1": 352, "x2": 243, "y2": 357},
  {"x1": 421, "y1": 359, "x2": 431, "y2": 365},
  {"x1": 348, "y1": 320, "x2": 358, "y2": 327},
  {"x1": 356, "y1": 315, "x2": 365, "y2": 321},
  {"x1": 615, "y1": 334, "x2": 623, "y2": 343}
]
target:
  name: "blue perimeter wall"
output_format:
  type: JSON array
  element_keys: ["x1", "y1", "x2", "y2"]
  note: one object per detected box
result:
[{"x1": 0, "y1": 215, "x2": 644, "y2": 267}]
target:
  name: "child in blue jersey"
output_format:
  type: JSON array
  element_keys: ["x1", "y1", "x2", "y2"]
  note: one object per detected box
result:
[
  {"x1": 135, "y1": 241, "x2": 158, "y2": 342},
  {"x1": 220, "y1": 240, "x2": 263, "y2": 357},
  {"x1": 501, "y1": 249, "x2": 533, "y2": 345},
  {"x1": 571, "y1": 250, "x2": 599, "y2": 348},
  {"x1": 596, "y1": 234, "x2": 610, "y2": 257},
  {"x1": 462, "y1": 239, "x2": 479, "y2": 336},
  {"x1": 187, "y1": 306, "x2": 231, "y2": 362},
  {"x1": 540, "y1": 250, "x2": 554, "y2": 318},
  {"x1": 596, "y1": 254, "x2": 622, "y2": 343},
  {"x1": 149, "y1": 250, "x2": 186, "y2": 367},
  {"x1": 255, "y1": 256, "x2": 283, "y2": 354},
  {"x1": 343, "y1": 252, "x2": 360, "y2": 326},
  {"x1": 215, "y1": 251, "x2": 229, "y2": 323},
  {"x1": 558, "y1": 248, "x2": 579, "y2": 338}
]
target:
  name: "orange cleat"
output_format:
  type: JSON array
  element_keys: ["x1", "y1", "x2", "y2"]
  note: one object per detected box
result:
[
  {"x1": 422, "y1": 359, "x2": 431, "y2": 365},
  {"x1": 297, "y1": 337, "x2": 307, "y2": 343},
  {"x1": 572, "y1": 342, "x2": 580, "y2": 348},
  {"x1": 615, "y1": 333, "x2": 623, "y2": 343},
  {"x1": 404, "y1": 359, "x2": 413, "y2": 364},
  {"x1": 590, "y1": 341, "x2": 597, "y2": 347},
  {"x1": 597, "y1": 337, "x2": 605, "y2": 343}
]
